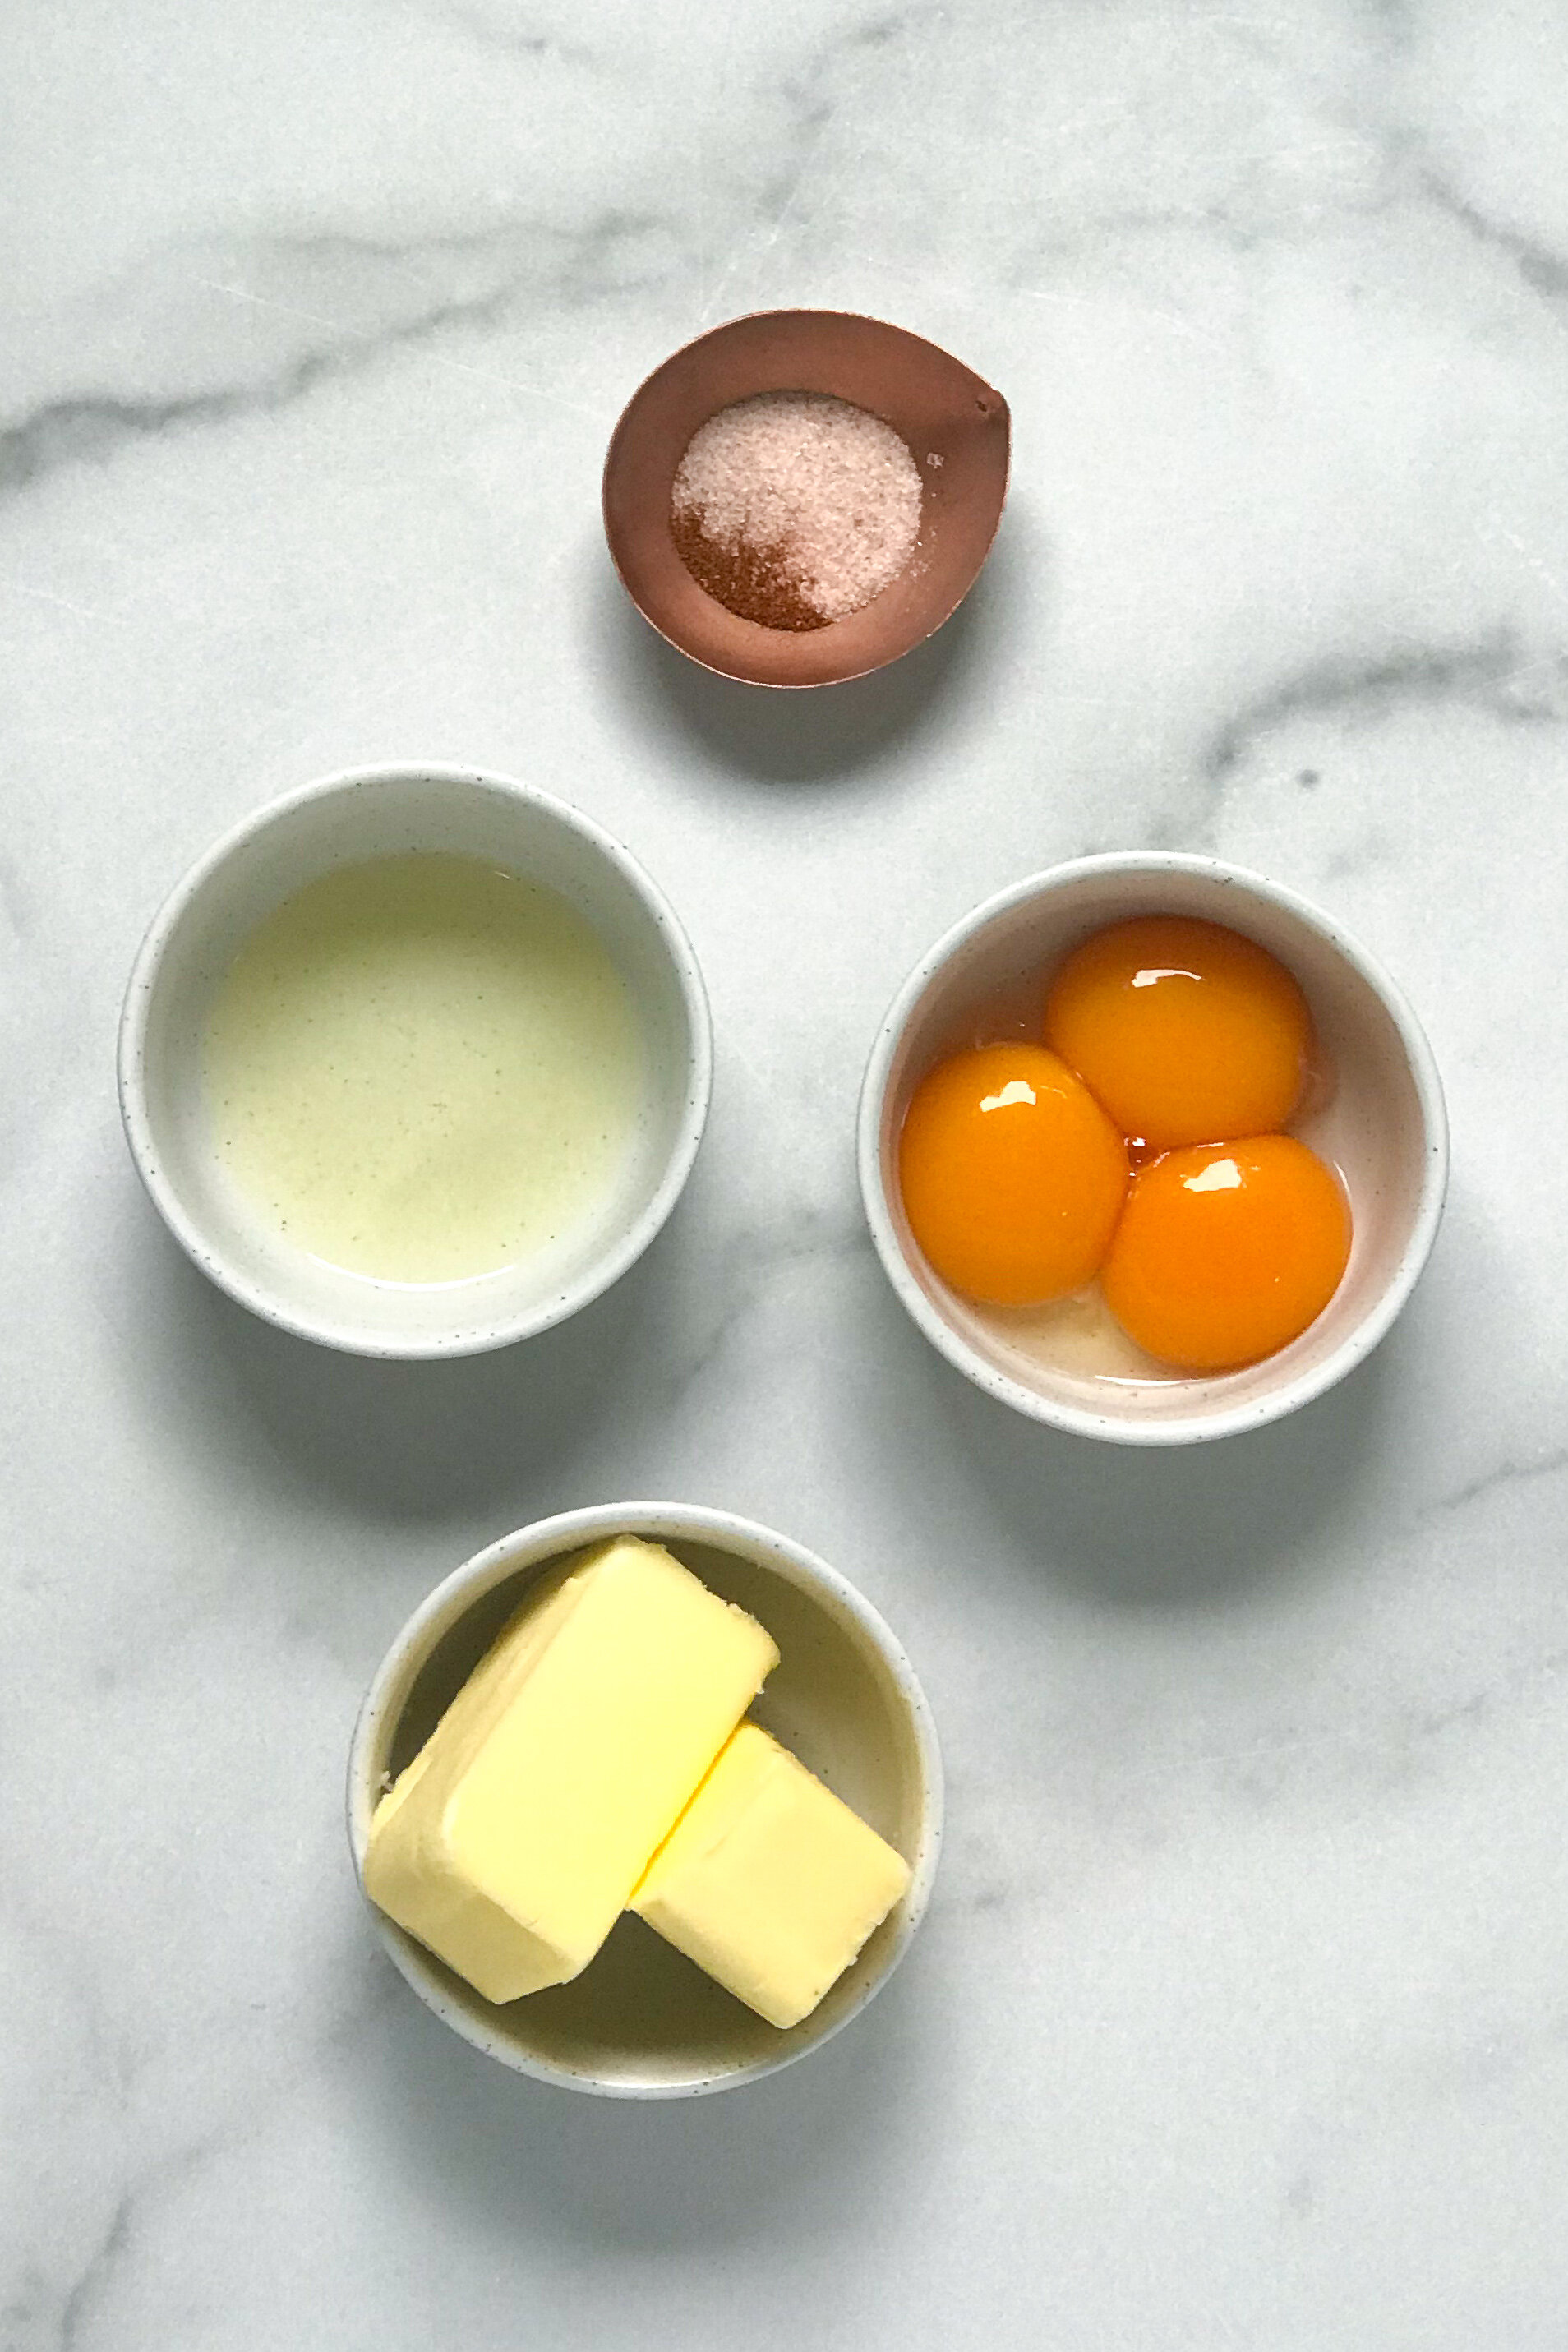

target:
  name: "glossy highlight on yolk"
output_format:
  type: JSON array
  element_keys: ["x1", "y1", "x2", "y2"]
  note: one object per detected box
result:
[
  {"x1": 898, "y1": 1043, "x2": 1128, "y2": 1307},
  {"x1": 1045, "y1": 915, "x2": 1311, "y2": 1151},
  {"x1": 1100, "y1": 1134, "x2": 1351, "y2": 1372}
]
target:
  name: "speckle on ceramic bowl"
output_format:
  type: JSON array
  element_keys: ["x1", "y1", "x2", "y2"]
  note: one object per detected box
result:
[
  {"x1": 117, "y1": 763, "x2": 712, "y2": 1358},
  {"x1": 859, "y1": 852, "x2": 1449, "y2": 1446},
  {"x1": 603, "y1": 308, "x2": 1009, "y2": 688},
  {"x1": 346, "y1": 1502, "x2": 943, "y2": 2096}
]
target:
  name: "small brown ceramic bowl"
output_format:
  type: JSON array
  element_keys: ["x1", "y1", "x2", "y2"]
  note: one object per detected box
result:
[{"x1": 602, "y1": 310, "x2": 1010, "y2": 688}]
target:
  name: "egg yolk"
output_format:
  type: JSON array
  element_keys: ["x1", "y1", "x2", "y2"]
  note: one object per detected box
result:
[
  {"x1": 1044, "y1": 915, "x2": 1311, "y2": 1151},
  {"x1": 1100, "y1": 1134, "x2": 1350, "y2": 1372},
  {"x1": 898, "y1": 1043, "x2": 1128, "y2": 1306}
]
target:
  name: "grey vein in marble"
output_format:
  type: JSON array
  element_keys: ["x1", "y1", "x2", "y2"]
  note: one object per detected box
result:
[
  {"x1": 0, "y1": 211, "x2": 666, "y2": 500},
  {"x1": 7, "y1": 2, "x2": 1568, "y2": 2345}
]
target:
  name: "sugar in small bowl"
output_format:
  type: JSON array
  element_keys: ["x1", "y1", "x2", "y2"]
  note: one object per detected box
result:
[
  {"x1": 118, "y1": 763, "x2": 711, "y2": 1358},
  {"x1": 346, "y1": 1501, "x2": 943, "y2": 2096},
  {"x1": 859, "y1": 853, "x2": 1448, "y2": 1446}
]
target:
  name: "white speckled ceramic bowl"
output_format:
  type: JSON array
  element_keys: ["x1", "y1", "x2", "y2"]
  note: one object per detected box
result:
[
  {"x1": 118, "y1": 763, "x2": 711, "y2": 1358},
  {"x1": 347, "y1": 1502, "x2": 943, "y2": 2097},
  {"x1": 859, "y1": 852, "x2": 1449, "y2": 1446}
]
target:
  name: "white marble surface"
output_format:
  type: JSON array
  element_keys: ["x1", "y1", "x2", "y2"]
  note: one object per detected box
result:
[{"x1": 5, "y1": 1, "x2": 1568, "y2": 2343}]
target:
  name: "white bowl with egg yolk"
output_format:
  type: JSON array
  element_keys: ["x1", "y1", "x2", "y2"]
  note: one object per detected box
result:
[
  {"x1": 346, "y1": 1502, "x2": 943, "y2": 2096},
  {"x1": 118, "y1": 763, "x2": 712, "y2": 1357},
  {"x1": 859, "y1": 852, "x2": 1449, "y2": 1446}
]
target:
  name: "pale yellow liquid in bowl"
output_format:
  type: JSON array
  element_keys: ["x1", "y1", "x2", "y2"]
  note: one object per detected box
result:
[{"x1": 201, "y1": 854, "x2": 643, "y2": 1284}]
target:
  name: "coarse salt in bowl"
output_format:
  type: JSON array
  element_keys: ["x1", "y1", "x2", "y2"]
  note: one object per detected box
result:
[
  {"x1": 858, "y1": 853, "x2": 1449, "y2": 1446},
  {"x1": 603, "y1": 309, "x2": 1010, "y2": 688},
  {"x1": 670, "y1": 389, "x2": 925, "y2": 630}
]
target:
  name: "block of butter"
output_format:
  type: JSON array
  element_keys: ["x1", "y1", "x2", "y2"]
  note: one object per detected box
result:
[
  {"x1": 631, "y1": 1722, "x2": 911, "y2": 2030},
  {"x1": 364, "y1": 1538, "x2": 778, "y2": 2004}
]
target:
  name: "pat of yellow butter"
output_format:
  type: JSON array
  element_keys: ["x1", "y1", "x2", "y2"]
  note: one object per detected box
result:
[
  {"x1": 630, "y1": 1722, "x2": 911, "y2": 2030},
  {"x1": 364, "y1": 1538, "x2": 779, "y2": 2004}
]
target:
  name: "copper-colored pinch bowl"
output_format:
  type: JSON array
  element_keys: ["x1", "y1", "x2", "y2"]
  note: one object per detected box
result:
[{"x1": 602, "y1": 309, "x2": 1010, "y2": 688}]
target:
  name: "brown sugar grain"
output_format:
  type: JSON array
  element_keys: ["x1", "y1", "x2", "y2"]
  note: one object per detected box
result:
[{"x1": 671, "y1": 390, "x2": 923, "y2": 631}]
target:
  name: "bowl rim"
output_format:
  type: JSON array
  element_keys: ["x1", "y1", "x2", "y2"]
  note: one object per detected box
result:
[
  {"x1": 602, "y1": 305, "x2": 1011, "y2": 689},
  {"x1": 117, "y1": 760, "x2": 713, "y2": 1360},
  {"x1": 344, "y1": 1500, "x2": 945, "y2": 2098},
  {"x1": 857, "y1": 850, "x2": 1450, "y2": 1448}
]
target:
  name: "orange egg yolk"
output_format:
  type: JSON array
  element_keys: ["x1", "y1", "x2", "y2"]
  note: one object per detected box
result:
[
  {"x1": 1044, "y1": 915, "x2": 1311, "y2": 1151},
  {"x1": 1100, "y1": 1134, "x2": 1350, "y2": 1371},
  {"x1": 898, "y1": 1043, "x2": 1128, "y2": 1307}
]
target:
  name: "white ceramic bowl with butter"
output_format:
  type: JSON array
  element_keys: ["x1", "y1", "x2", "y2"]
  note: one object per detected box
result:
[
  {"x1": 118, "y1": 763, "x2": 711, "y2": 1358},
  {"x1": 859, "y1": 852, "x2": 1448, "y2": 1447},
  {"x1": 346, "y1": 1502, "x2": 943, "y2": 2097}
]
